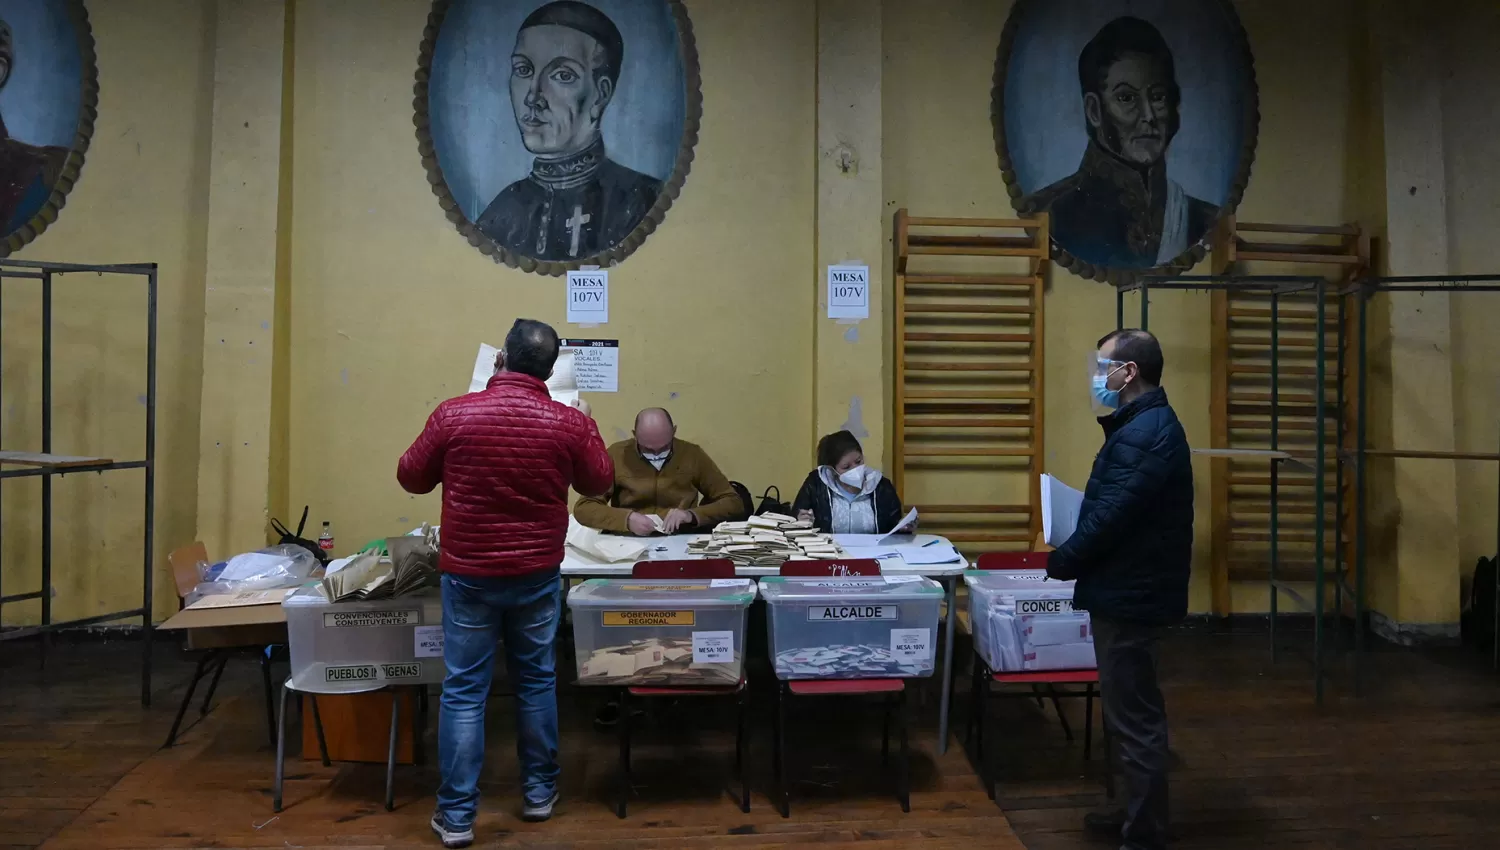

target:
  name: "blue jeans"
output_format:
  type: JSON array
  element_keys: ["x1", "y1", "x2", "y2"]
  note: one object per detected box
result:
[{"x1": 436, "y1": 569, "x2": 563, "y2": 828}]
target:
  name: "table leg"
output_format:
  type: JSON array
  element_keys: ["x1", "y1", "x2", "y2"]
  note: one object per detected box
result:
[{"x1": 937, "y1": 575, "x2": 958, "y2": 755}]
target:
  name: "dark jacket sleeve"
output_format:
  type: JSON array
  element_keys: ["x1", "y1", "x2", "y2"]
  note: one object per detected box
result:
[
  {"x1": 397, "y1": 405, "x2": 448, "y2": 495},
  {"x1": 1049, "y1": 423, "x2": 1175, "y2": 579},
  {"x1": 689, "y1": 448, "x2": 742, "y2": 527},
  {"x1": 874, "y1": 479, "x2": 906, "y2": 534},
  {"x1": 791, "y1": 471, "x2": 831, "y2": 530}
]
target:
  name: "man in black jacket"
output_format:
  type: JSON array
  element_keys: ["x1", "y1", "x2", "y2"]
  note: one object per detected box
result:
[{"x1": 1047, "y1": 328, "x2": 1192, "y2": 850}]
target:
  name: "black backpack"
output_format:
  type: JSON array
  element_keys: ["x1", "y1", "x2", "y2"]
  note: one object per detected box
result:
[
  {"x1": 756, "y1": 485, "x2": 793, "y2": 517},
  {"x1": 270, "y1": 506, "x2": 331, "y2": 566}
]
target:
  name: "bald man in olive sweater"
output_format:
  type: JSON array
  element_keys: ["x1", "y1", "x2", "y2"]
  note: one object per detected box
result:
[{"x1": 573, "y1": 408, "x2": 742, "y2": 536}]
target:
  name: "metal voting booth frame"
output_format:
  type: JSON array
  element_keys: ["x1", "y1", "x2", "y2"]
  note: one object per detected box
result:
[
  {"x1": 0, "y1": 259, "x2": 158, "y2": 707},
  {"x1": 1115, "y1": 273, "x2": 1500, "y2": 704}
]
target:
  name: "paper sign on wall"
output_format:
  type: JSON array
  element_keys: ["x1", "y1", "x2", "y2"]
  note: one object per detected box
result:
[
  {"x1": 559, "y1": 339, "x2": 619, "y2": 392},
  {"x1": 827, "y1": 264, "x2": 870, "y2": 320},
  {"x1": 567, "y1": 270, "x2": 609, "y2": 324}
]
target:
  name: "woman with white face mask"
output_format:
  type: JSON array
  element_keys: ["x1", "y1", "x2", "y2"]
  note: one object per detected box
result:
[{"x1": 790, "y1": 430, "x2": 907, "y2": 534}]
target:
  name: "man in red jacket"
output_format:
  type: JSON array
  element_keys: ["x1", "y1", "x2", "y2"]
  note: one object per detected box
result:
[{"x1": 398, "y1": 319, "x2": 612, "y2": 848}]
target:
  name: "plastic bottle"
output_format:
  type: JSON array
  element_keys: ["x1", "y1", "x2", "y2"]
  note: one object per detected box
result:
[{"x1": 318, "y1": 521, "x2": 335, "y2": 556}]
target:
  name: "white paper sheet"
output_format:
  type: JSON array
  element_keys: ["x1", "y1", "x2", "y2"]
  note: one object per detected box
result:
[
  {"x1": 876, "y1": 508, "x2": 920, "y2": 544},
  {"x1": 1041, "y1": 473, "x2": 1085, "y2": 547},
  {"x1": 841, "y1": 542, "x2": 963, "y2": 566},
  {"x1": 469, "y1": 342, "x2": 578, "y2": 406},
  {"x1": 469, "y1": 343, "x2": 500, "y2": 393}
]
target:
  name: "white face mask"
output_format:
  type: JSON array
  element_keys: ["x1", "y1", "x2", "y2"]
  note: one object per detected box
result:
[{"x1": 837, "y1": 465, "x2": 868, "y2": 489}]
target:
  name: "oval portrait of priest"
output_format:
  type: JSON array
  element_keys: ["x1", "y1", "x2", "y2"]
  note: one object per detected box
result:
[
  {"x1": 994, "y1": 0, "x2": 1257, "y2": 284},
  {"x1": 0, "y1": 0, "x2": 95, "y2": 257},
  {"x1": 417, "y1": 0, "x2": 700, "y2": 276}
]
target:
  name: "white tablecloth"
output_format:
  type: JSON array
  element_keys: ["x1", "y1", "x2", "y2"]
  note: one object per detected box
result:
[{"x1": 558, "y1": 533, "x2": 968, "y2": 577}]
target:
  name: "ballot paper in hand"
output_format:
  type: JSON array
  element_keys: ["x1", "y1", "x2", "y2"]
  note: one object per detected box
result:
[
  {"x1": 876, "y1": 508, "x2": 920, "y2": 544},
  {"x1": 1041, "y1": 473, "x2": 1085, "y2": 546},
  {"x1": 469, "y1": 343, "x2": 578, "y2": 405}
]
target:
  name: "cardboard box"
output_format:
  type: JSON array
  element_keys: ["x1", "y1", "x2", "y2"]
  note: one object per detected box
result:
[{"x1": 157, "y1": 600, "x2": 289, "y2": 650}]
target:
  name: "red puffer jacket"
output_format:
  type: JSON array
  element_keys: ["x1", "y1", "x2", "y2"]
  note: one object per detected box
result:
[{"x1": 397, "y1": 372, "x2": 614, "y2": 578}]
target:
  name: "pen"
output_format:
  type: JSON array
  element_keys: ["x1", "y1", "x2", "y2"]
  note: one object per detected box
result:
[{"x1": 922, "y1": 538, "x2": 940, "y2": 547}]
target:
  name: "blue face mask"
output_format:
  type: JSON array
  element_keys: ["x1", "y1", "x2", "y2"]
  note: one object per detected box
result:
[
  {"x1": 1091, "y1": 374, "x2": 1120, "y2": 409},
  {"x1": 1092, "y1": 364, "x2": 1127, "y2": 410}
]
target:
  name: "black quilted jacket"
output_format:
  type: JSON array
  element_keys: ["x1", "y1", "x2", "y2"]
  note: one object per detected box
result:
[{"x1": 1047, "y1": 388, "x2": 1194, "y2": 626}]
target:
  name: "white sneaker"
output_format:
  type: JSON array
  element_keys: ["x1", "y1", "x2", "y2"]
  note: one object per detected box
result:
[
  {"x1": 430, "y1": 813, "x2": 474, "y2": 848},
  {"x1": 521, "y1": 791, "x2": 560, "y2": 822}
]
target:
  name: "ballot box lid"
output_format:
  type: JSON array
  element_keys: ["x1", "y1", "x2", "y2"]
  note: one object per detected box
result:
[
  {"x1": 758, "y1": 575, "x2": 943, "y2": 602},
  {"x1": 964, "y1": 570, "x2": 1074, "y2": 590},
  {"x1": 964, "y1": 570, "x2": 1076, "y2": 602},
  {"x1": 567, "y1": 577, "x2": 756, "y2": 608}
]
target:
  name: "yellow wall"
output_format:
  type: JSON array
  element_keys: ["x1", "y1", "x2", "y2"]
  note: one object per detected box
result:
[
  {"x1": 5, "y1": 0, "x2": 1496, "y2": 628},
  {"x1": 882, "y1": 0, "x2": 1360, "y2": 614},
  {"x1": 284, "y1": 0, "x2": 817, "y2": 554},
  {"x1": 1443, "y1": 2, "x2": 1500, "y2": 589},
  {"x1": 1, "y1": 1, "x2": 214, "y2": 625}
]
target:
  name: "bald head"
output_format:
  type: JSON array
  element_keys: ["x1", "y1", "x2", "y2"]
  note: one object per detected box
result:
[{"x1": 634, "y1": 408, "x2": 676, "y2": 455}]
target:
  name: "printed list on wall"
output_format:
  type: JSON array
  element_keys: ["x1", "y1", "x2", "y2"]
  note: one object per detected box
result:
[{"x1": 560, "y1": 339, "x2": 620, "y2": 392}]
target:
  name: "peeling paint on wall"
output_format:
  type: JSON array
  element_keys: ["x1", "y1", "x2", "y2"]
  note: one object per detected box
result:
[
  {"x1": 843, "y1": 325, "x2": 859, "y2": 343},
  {"x1": 840, "y1": 396, "x2": 869, "y2": 439}
]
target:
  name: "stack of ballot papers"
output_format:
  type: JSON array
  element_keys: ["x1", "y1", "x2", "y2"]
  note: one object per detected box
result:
[
  {"x1": 965, "y1": 571, "x2": 1095, "y2": 672},
  {"x1": 774, "y1": 644, "x2": 930, "y2": 679},
  {"x1": 577, "y1": 637, "x2": 741, "y2": 686},
  {"x1": 321, "y1": 532, "x2": 439, "y2": 602},
  {"x1": 470, "y1": 343, "x2": 578, "y2": 406},
  {"x1": 685, "y1": 513, "x2": 844, "y2": 566}
]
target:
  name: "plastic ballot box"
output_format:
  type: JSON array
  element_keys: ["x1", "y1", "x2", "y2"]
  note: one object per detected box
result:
[
  {"x1": 758, "y1": 575, "x2": 944, "y2": 680},
  {"x1": 965, "y1": 570, "x2": 1095, "y2": 672},
  {"x1": 566, "y1": 578, "x2": 756, "y2": 686},
  {"x1": 283, "y1": 586, "x2": 446, "y2": 692}
]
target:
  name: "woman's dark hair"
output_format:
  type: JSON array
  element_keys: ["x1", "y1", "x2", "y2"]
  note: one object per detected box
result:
[{"x1": 816, "y1": 430, "x2": 863, "y2": 469}]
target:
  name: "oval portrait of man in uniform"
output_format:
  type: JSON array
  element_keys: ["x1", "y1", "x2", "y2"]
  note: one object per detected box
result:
[
  {"x1": 994, "y1": 0, "x2": 1257, "y2": 284},
  {"x1": 417, "y1": 0, "x2": 700, "y2": 276},
  {"x1": 0, "y1": 0, "x2": 95, "y2": 257}
]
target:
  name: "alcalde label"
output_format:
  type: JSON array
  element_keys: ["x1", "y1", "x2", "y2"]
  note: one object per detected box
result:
[
  {"x1": 808, "y1": 604, "x2": 899, "y2": 621},
  {"x1": 1017, "y1": 598, "x2": 1075, "y2": 615}
]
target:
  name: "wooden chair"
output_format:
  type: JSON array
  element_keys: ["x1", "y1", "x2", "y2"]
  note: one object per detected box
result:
[
  {"x1": 162, "y1": 542, "x2": 286, "y2": 749},
  {"x1": 770, "y1": 559, "x2": 910, "y2": 817},
  {"x1": 615, "y1": 558, "x2": 748, "y2": 818},
  {"x1": 966, "y1": 552, "x2": 1109, "y2": 801}
]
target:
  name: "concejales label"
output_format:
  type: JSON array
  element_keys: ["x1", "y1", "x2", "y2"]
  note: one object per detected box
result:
[
  {"x1": 602, "y1": 610, "x2": 695, "y2": 627},
  {"x1": 808, "y1": 604, "x2": 899, "y2": 622},
  {"x1": 1017, "y1": 598, "x2": 1075, "y2": 615}
]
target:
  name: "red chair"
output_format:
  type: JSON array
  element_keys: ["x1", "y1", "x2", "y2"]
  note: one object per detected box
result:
[
  {"x1": 615, "y1": 558, "x2": 748, "y2": 818},
  {"x1": 967, "y1": 552, "x2": 1109, "y2": 801},
  {"x1": 770, "y1": 559, "x2": 910, "y2": 817},
  {"x1": 778, "y1": 558, "x2": 881, "y2": 577}
]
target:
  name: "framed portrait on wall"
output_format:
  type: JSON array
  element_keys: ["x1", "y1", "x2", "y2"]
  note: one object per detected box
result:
[
  {"x1": 0, "y1": 0, "x2": 96, "y2": 257},
  {"x1": 415, "y1": 0, "x2": 701, "y2": 276},
  {"x1": 993, "y1": 0, "x2": 1258, "y2": 284}
]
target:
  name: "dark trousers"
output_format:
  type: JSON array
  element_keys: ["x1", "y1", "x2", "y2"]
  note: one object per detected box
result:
[{"x1": 1094, "y1": 617, "x2": 1170, "y2": 850}]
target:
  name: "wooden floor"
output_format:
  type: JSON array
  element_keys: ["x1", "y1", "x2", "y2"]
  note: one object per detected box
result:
[{"x1": 2, "y1": 629, "x2": 1499, "y2": 849}]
